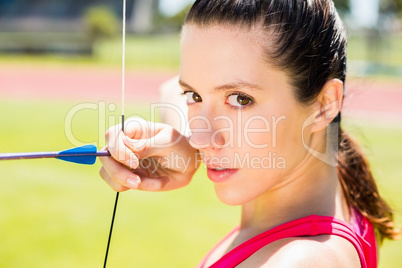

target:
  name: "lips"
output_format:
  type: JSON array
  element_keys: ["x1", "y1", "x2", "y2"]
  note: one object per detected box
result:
[
  {"x1": 203, "y1": 157, "x2": 238, "y2": 183},
  {"x1": 206, "y1": 167, "x2": 238, "y2": 183}
]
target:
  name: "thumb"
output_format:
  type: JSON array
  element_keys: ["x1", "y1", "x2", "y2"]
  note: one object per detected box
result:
[
  {"x1": 123, "y1": 135, "x2": 153, "y2": 159},
  {"x1": 123, "y1": 126, "x2": 175, "y2": 159}
]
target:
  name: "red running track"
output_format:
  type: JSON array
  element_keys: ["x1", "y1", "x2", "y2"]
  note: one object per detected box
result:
[{"x1": 1, "y1": 66, "x2": 401, "y2": 124}]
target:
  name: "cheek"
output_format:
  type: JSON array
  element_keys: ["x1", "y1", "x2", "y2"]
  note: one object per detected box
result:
[
  {"x1": 239, "y1": 112, "x2": 307, "y2": 169},
  {"x1": 233, "y1": 112, "x2": 287, "y2": 157},
  {"x1": 273, "y1": 114, "x2": 309, "y2": 168},
  {"x1": 241, "y1": 115, "x2": 285, "y2": 149},
  {"x1": 214, "y1": 115, "x2": 308, "y2": 205}
]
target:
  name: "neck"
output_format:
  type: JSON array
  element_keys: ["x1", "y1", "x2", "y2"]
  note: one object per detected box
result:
[{"x1": 239, "y1": 153, "x2": 349, "y2": 235}]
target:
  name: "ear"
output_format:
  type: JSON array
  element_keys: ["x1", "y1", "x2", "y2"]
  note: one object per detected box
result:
[{"x1": 310, "y1": 79, "x2": 343, "y2": 133}]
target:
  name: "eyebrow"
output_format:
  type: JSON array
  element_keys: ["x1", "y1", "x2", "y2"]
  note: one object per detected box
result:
[{"x1": 178, "y1": 79, "x2": 263, "y2": 93}]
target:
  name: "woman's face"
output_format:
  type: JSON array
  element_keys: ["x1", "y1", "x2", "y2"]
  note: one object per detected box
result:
[{"x1": 180, "y1": 25, "x2": 315, "y2": 205}]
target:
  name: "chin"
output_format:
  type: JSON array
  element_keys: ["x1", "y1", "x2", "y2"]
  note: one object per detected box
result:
[{"x1": 214, "y1": 185, "x2": 251, "y2": 206}]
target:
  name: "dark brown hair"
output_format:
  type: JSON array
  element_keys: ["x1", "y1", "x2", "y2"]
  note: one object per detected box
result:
[{"x1": 185, "y1": 0, "x2": 400, "y2": 241}]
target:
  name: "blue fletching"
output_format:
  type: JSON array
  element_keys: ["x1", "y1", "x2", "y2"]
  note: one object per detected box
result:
[{"x1": 57, "y1": 145, "x2": 98, "y2": 165}]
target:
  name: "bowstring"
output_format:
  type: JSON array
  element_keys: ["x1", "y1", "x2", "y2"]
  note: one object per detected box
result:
[{"x1": 103, "y1": 0, "x2": 126, "y2": 267}]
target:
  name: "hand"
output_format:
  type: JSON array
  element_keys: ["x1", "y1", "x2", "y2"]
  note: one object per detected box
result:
[{"x1": 99, "y1": 118, "x2": 200, "y2": 192}]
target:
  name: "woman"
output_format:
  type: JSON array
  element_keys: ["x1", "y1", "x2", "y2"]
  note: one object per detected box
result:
[{"x1": 99, "y1": 0, "x2": 400, "y2": 267}]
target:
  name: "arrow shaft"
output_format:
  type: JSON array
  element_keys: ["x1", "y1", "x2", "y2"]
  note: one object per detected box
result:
[
  {"x1": 0, "y1": 152, "x2": 59, "y2": 160},
  {"x1": 0, "y1": 151, "x2": 111, "y2": 161}
]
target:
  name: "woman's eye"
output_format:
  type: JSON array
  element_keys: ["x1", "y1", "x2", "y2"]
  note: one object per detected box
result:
[
  {"x1": 182, "y1": 91, "x2": 202, "y2": 104},
  {"x1": 226, "y1": 93, "x2": 253, "y2": 107}
]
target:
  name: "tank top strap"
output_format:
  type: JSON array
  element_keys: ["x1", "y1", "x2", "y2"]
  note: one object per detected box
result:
[
  {"x1": 196, "y1": 225, "x2": 240, "y2": 268},
  {"x1": 210, "y1": 215, "x2": 369, "y2": 268}
]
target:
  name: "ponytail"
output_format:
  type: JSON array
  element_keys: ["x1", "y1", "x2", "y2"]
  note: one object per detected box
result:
[{"x1": 337, "y1": 127, "x2": 401, "y2": 242}]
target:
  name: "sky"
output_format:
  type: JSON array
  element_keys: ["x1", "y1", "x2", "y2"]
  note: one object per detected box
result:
[{"x1": 159, "y1": 0, "x2": 194, "y2": 16}]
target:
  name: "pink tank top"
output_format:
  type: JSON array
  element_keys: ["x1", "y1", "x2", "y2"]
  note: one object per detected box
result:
[{"x1": 197, "y1": 213, "x2": 377, "y2": 268}]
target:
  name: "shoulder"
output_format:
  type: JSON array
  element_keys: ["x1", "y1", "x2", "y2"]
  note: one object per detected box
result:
[
  {"x1": 237, "y1": 235, "x2": 361, "y2": 268},
  {"x1": 262, "y1": 236, "x2": 350, "y2": 267}
]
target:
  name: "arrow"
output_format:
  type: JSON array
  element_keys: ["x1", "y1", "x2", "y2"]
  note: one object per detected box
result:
[{"x1": 0, "y1": 145, "x2": 111, "y2": 165}]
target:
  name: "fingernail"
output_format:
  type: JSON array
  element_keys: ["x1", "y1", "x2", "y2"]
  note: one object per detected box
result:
[{"x1": 127, "y1": 177, "x2": 141, "y2": 189}]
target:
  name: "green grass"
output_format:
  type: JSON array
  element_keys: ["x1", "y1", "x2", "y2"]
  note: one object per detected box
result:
[
  {"x1": 1, "y1": 99, "x2": 401, "y2": 267},
  {"x1": 0, "y1": 34, "x2": 181, "y2": 72},
  {"x1": 348, "y1": 34, "x2": 402, "y2": 69},
  {"x1": 347, "y1": 33, "x2": 402, "y2": 80},
  {"x1": 0, "y1": 99, "x2": 237, "y2": 268},
  {"x1": 343, "y1": 119, "x2": 402, "y2": 267},
  {"x1": 1, "y1": 32, "x2": 401, "y2": 80}
]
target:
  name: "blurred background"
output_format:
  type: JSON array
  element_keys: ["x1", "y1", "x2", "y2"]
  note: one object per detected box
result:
[{"x1": 0, "y1": 0, "x2": 401, "y2": 267}]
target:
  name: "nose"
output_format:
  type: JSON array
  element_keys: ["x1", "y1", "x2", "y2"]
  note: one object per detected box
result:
[{"x1": 188, "y1": 110, "x2": 227, "y2": 150}]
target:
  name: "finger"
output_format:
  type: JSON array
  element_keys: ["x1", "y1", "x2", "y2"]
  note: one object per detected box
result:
[
  {"x1": 105, "y1": 124, "x2": 126, "y2": 160},
  {"x1": 123, "y1": 126, "x2": 181, "y2": 159},
  {"x1": 151, "y1": 156, "x2": 184, "y2": 171},
  {"x1": 100, "y1": 156, "x2": 171, "y2": 192},
  {"x1": 124, "y1": 119, "x2": 164, "y2": 140},
  {"x1": 99, "y1": 156, "x2": 141, "y2": 190},
  {"x1": 135, "y1": 173, "x2": 189, "y2": 191},
  {"x1": 106, "y1": 128, "x2": 141, "y2": 167},
  {"x1": 105, "y1": 124, "x2": 121, "y2": 149},
  {"x1": 105, "y1": 121, "x2": 184, "y2": 170},
  {"x1": 137, "y1": 177, "x2": 170, "y2": 191},
  {"x1": 99, "y1": 166, "x2": 130, "y2": 192}
]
